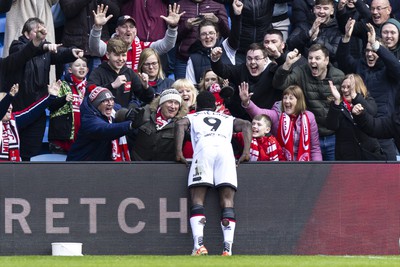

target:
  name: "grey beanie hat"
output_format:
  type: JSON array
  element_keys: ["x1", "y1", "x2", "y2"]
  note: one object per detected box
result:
[
  {"x1": 381, "y1": 18, "x2": 400, "y2": 34},
  {"x1": 89, "y1": 87, "x2": 115, "y2": 108}
]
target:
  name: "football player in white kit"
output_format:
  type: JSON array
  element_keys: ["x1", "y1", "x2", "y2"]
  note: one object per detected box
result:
[{"x1": 175, "y1": 90, "x2": 252, "y2": 256}]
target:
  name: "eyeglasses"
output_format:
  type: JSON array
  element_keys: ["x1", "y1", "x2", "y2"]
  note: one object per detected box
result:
[
  {"x1": 143, "y1": 62, "x2": 158, "y2": 68},
  {"x1": 101, "y1": 99, "x2": 114, "y2": 104},
  {"x1": 370, "y1": 6, "x2": 389, "y2": 12},
  {"x1": 200, "y1": 31, "x2": 216, "y2": 38},
  {"x1": 246, "y1": 57, "x2": 265, "y2": 63}
]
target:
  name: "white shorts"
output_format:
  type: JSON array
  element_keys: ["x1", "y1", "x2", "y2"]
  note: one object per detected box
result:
[{"x1": 187, "y1": 145, "x2": 237, "y2": 189}]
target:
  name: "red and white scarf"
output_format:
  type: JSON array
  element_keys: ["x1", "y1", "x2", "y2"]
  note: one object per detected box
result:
[
  {"x1": 103, "y1": 37, "x2": 151, "y2": 72},
  {"x1": 70, "y1": 75, "x2": 87, "y2": 138},
  {"x1": 277, "y1": 113, "x2": 311, "y2": 161},
  {"x1": 343, "y1": 98, "x2": 353, "y2": 113},
  {"x1": 109, "y1": 118, "x2": 131, "y2": 161},
  {"x1": 0, "y1": 116, "x2": 21, "y2": 162},
  {"x1": 155, "y1": 107, "x2": 171, "y2": 130},
  {"x1": 249, "y1": 138, "x2": 260, "y2": 161},
  {"x1": 127, "y1": 37, "x2": 151, "y2": 72}
]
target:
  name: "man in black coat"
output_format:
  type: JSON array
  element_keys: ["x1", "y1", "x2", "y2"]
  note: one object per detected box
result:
[{"x1": 6, "y1": 18, "x2": 83, "y2": 161}]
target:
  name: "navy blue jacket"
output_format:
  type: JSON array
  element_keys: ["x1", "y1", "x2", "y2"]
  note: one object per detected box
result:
[
  {"x1": 0, "y1": 93, "x2": 56, "y2": 129},
  {"x1": 66, "y1": 96, "x2": 132, "y2": 161}
]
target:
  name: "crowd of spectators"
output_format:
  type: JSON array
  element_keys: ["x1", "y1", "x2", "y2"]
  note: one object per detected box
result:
[{"x1": 0, "y1": 0, "x2": 400, "y2": 162}]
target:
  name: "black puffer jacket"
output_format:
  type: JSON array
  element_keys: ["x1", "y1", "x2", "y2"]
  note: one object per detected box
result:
[
  {"x1": 273, "y1": 63, "x2": 345, "y2": 137},
  {"x1": 211, "y1": 58, "x2": 280, "y2": 121}
]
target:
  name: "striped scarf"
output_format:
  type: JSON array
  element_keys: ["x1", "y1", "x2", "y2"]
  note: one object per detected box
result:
[
  {"x1": 277, "y1": 113, "x2": 311, "y2": 161},
  {"x1": 0, "y1": 116, "x2": 21, "y2": 162},
  {"x1": 110, "y1": 117, "x2": 131, "y2": 161}
]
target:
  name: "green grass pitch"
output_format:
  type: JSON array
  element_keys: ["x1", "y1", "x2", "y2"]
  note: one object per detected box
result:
[{"x1": 1, "y1": 255, "x2": 400, "y2": 267}]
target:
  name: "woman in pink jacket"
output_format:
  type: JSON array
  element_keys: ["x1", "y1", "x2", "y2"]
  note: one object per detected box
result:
[{"x1": 239, "y1": 82, "x2": 322, "y2": 161}]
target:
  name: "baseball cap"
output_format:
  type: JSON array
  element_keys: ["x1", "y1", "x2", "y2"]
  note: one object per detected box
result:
[{"x1": 117, "y1": 15, "x2": 136, "y2": 27}]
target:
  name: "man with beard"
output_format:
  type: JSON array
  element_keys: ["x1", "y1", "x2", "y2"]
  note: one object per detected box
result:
[
  {"x1": 272, "y1": 44, "x2": 344, "y2": 161},
  {"x1": 337, "y1": 20, "x2": 400, "y2": 160}
]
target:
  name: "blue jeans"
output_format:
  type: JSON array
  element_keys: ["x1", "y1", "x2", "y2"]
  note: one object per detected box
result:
[{"x1": 319, "y1": 135, "x2": 336, "y2": 161}]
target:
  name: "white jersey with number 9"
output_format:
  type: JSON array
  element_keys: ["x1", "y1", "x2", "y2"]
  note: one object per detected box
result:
[{"x1": 187, "y1": 110, "x2": 237, "y2": 188}]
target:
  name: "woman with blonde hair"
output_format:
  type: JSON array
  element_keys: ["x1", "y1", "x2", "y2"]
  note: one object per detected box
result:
[
  {"x1": 327, "y1": 74, "x2": 385, "y2": 160},
  {"x1": 240, "y1": 82, "x2": 322, "y2": 161},
  {"x1": 138, "y1": 48, "x2": 174, "y2": 96},
  {"x1": 172, "y1": 78, "x2": 197, "y2": 113}
]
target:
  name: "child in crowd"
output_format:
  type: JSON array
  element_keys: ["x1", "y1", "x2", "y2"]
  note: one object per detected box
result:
[
  {"x1": 233, "y1": 114, "x2": 285, "y2": 161},
  {"x1": 48, "y1": 57, "x2": 89, "y2": 154},
  {"x1": 207, "y1": 83, "x2": 231, "y2": 115}
]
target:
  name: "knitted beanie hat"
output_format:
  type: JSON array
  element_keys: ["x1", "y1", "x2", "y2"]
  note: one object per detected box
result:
[
  {"x1": 159, "y1": 88, "x2": 182, "y2": 106},
  {"x1": 89, "y1": 87, "x2": 115, "y2": 108},
  {"x1": 381, "y1": 18, "x2": 400, "y2": 35}
]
